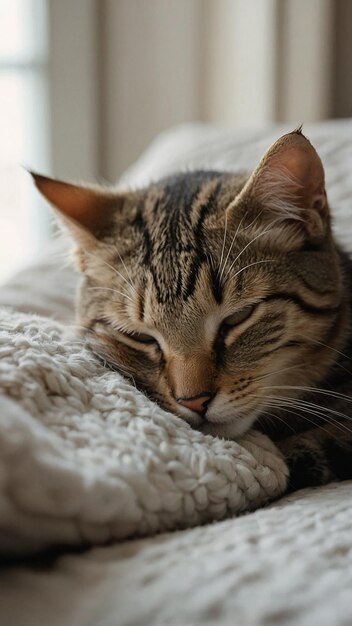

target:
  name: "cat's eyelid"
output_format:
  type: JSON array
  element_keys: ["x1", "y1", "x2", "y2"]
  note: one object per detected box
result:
[
  {"x1": 130, "y1": 331, "x2": 159, "y2": 345},
  {"x1": 223, "y1": 304, "x2": 255, "y2": 328},
  {"x1": 116, "y1": 326, "x2": 159, "y2": 346},
  {"x1": 204, "y1": 303, "x2": 257, "y2": 342},
  {"x1": 95, "y1": 318, "x2": 163, "y2": 349}
]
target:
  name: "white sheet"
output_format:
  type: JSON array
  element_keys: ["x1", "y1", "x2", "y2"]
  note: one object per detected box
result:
[{"x1": 2, "y1": 482, "x2": 352, "y2": 626}]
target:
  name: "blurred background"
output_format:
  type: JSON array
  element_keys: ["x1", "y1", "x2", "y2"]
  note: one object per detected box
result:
[{"x1": 0, "y1": 0, "x2": 351, "y2": 282}]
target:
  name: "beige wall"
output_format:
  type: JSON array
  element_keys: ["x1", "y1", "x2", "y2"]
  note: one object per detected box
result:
[
  {"x1": 48, "y1": 0, "x2": 352, "y2": 181},
  {"x1": 98, "y1": 0, "x2": 203, "y2": 181},
  {"x1": 200, "y1": 0, "x2": 279, "y2": 124},
  {"x1": 49, "y1": 0, "x2": 99, "y2": 180},
  {"x1": 333, "y1": 0, "x2": 352, "y2": 119},
  {"x1": 275, "y1": 0, "x2": 334, "y2": 122}
]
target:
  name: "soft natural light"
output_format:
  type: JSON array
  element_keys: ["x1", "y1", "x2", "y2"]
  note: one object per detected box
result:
[{"x1": 0, "y1": 0, "x2": 49, "y2": 284}]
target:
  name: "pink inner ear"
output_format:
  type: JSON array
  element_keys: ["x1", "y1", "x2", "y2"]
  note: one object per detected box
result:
[
  {"x1": 266, "y1": 135, "x2": 326, "y2": 211},
  {"x1": 55, "y1": 185, "x2": 98, "y2": 227},
  {"x1": 32, "y1": 173, "x2": 107, "y2": 233}
]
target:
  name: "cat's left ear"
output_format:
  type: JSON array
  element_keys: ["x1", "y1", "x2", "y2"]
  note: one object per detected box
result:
[
  {"x1": 30, "y1": 172, "x2": 121, "y2": 247},
  {"x1": 234, "y1": 129, "x2": 329, "y2": 242}
]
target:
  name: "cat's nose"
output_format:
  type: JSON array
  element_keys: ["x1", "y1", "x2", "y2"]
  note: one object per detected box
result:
[{"x1": 176, "y1": 392, "x2": 213, "y2": 416}]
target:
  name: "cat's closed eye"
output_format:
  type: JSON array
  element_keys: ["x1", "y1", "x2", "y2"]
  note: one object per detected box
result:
[
  {"x1": 114, "y1": 326, "x2": 161, "y2": 350},
  {"x1": 92, "y1": 319, "x2": 160, "y2": 349},
  {"x1": 222, "y1": 305, "x2": 255, "y2": 328},
  {"x1": 218, "y1": 305, "x2": 255, "y2": 339},
  {"x1": 216, "y1": 305, "x2": 256, "y2": 349},
  {"x1": 127, "y1": 331, "x2": 159, "y2": 346}
]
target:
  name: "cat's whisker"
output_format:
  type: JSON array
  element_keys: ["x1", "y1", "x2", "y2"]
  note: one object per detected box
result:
[
  {"x1": 86, "y1": 286, "x2": 134, "y2": 303},
  {"x1": 256, "y1": 409, "x2": 298, "y2": 434},
  {"x1": 223, "y1": 217, "x2": 282, "y2": 283},
  {"x1": 122, "y1": 373, "x2": 137, "y2": 389},
  {"x1": 86, "y1": 250, "x2": 137, "y2": 296},
  {"x1": 100, "y1": 258, "x2": 137, "y2": 295},
  {"x1": 258, "y1": 391, "x2": 352, "y2": 423},
  {"x1": 92, "y1": 350, "x2": 138, "y2": 386},
  {"x1": 117, "y1": 368, "x2": 138, "y2": 389},
  {"x1": 113, "y1": 245, "x2": 138, "y2": 295},
  {"x1": 217, "y1": 210, "x2": 228, "y2": 279},
  {"x1": 227, "y1": 259, "x2": 276, "y2": 284},
  {"x1": 284, "y1": 404, "x2": 352, "y2": 436},
  {"x1": 251, "y1": 389, "x2": 351, "y2": 422},
  {"x1": 250, "y1": 364, "x2": 304, "y2": 384},
  {"x1": 257, "y1": 384, "x2": 352, "y2": 405},
  {"x1": 257, "y1": 394, "x2": 352, "y2": 435},
  {"x1": 298, "y1": 334, "x2": 352, "y2": 367},
  {"x1": 266, "y1": 402, "x2": 346, "y2": 437},
  {"x1": 240, "y1": 209, "x2": 265, "y2": 233},
  {"x1": 101, "y1": 355, "x2": 135, "y2": 382},
  {"x1": 114, "y1": 365, "x2": 136, "y2": 378},
  {"x1": 218, "y1": 210, "x2": 248, "y2": 282},
  {"x1": 252, "y1": 394, "x2": 352, "y2": 436}
]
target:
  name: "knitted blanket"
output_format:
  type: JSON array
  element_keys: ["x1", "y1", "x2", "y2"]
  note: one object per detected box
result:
[{"x1": 0, "y1": 307, "x2": 287, "y2": 556}]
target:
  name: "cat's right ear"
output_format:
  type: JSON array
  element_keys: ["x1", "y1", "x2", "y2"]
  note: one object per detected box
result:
[
  {"x1": 30, "y1": 172, "x2": 121, "y2": 248},
  {"x1": 230, "y1": 130, "x2": 329, "y2": 244}
]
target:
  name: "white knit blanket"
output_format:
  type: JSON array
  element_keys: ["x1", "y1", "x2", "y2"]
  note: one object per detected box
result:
[{"x1": 0, "y1": 307, "x2": 287, "y2": 556}]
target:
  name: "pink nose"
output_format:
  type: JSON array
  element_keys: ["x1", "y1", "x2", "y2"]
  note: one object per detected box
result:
[{"x1": 177, "y1": 392, "x2": 213, "y2": 415}]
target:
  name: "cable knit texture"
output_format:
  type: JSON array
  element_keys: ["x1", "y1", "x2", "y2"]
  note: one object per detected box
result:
[{"x1": 0, "y1": 307, "x2": 287, "y2": 555}]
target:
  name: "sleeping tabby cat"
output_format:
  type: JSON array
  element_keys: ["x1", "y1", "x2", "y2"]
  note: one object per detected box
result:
[{"x1": 32, "y1": 129, "x2": 352, "y2": 492}]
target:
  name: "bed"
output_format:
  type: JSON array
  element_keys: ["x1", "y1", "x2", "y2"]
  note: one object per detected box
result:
[{"x1": 1, "y1": 120, "x2": 352, "y2": 626}]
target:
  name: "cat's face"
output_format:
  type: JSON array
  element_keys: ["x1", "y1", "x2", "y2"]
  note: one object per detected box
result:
[{"x1": 33, "y1": 130, "x2": 346, "y2": 438}]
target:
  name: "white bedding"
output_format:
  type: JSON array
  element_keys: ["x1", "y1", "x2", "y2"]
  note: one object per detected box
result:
[
  {"x1": 1, "y1": 119, "x2": 352, "y2": 626},
  {"x1": 0, "y1": 308, "x2": 286, "y2": 556}
]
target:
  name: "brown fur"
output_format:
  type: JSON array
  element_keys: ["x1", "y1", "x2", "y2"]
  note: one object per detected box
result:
[{"x1": 33, "y1": 130, "x2": 352, "y2": 493}]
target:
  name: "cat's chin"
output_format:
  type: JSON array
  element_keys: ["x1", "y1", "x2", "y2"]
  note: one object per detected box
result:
[{"x1": 198, "y1": 414, "x2": 256, "y2": 440}]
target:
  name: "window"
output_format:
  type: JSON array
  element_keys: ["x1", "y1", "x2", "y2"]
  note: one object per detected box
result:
[{"x1": 0, "y1": 0, "x2": 50, "y2": 283}]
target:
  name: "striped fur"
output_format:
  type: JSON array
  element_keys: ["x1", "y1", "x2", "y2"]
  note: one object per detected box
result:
[{"x1": 34, "y1": 131, "x2": 352, "y2": 493}]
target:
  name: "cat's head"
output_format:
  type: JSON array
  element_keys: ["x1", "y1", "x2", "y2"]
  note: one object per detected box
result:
[{"x1": 33, "y1": 130, "x2": 346, "y2": 438}]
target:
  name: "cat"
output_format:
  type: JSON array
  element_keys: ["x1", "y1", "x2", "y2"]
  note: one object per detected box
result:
[{"x1": 32, "y1": 129, "x2": 352, "y2": 493}]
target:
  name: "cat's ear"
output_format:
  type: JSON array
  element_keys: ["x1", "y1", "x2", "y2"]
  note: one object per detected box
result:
[
  {"x1": 30, "y1": 172, "x2": 120, "y2": 247},
  {"x1": 235, "y1": 129, "x2": 329, "y2": 242}
]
